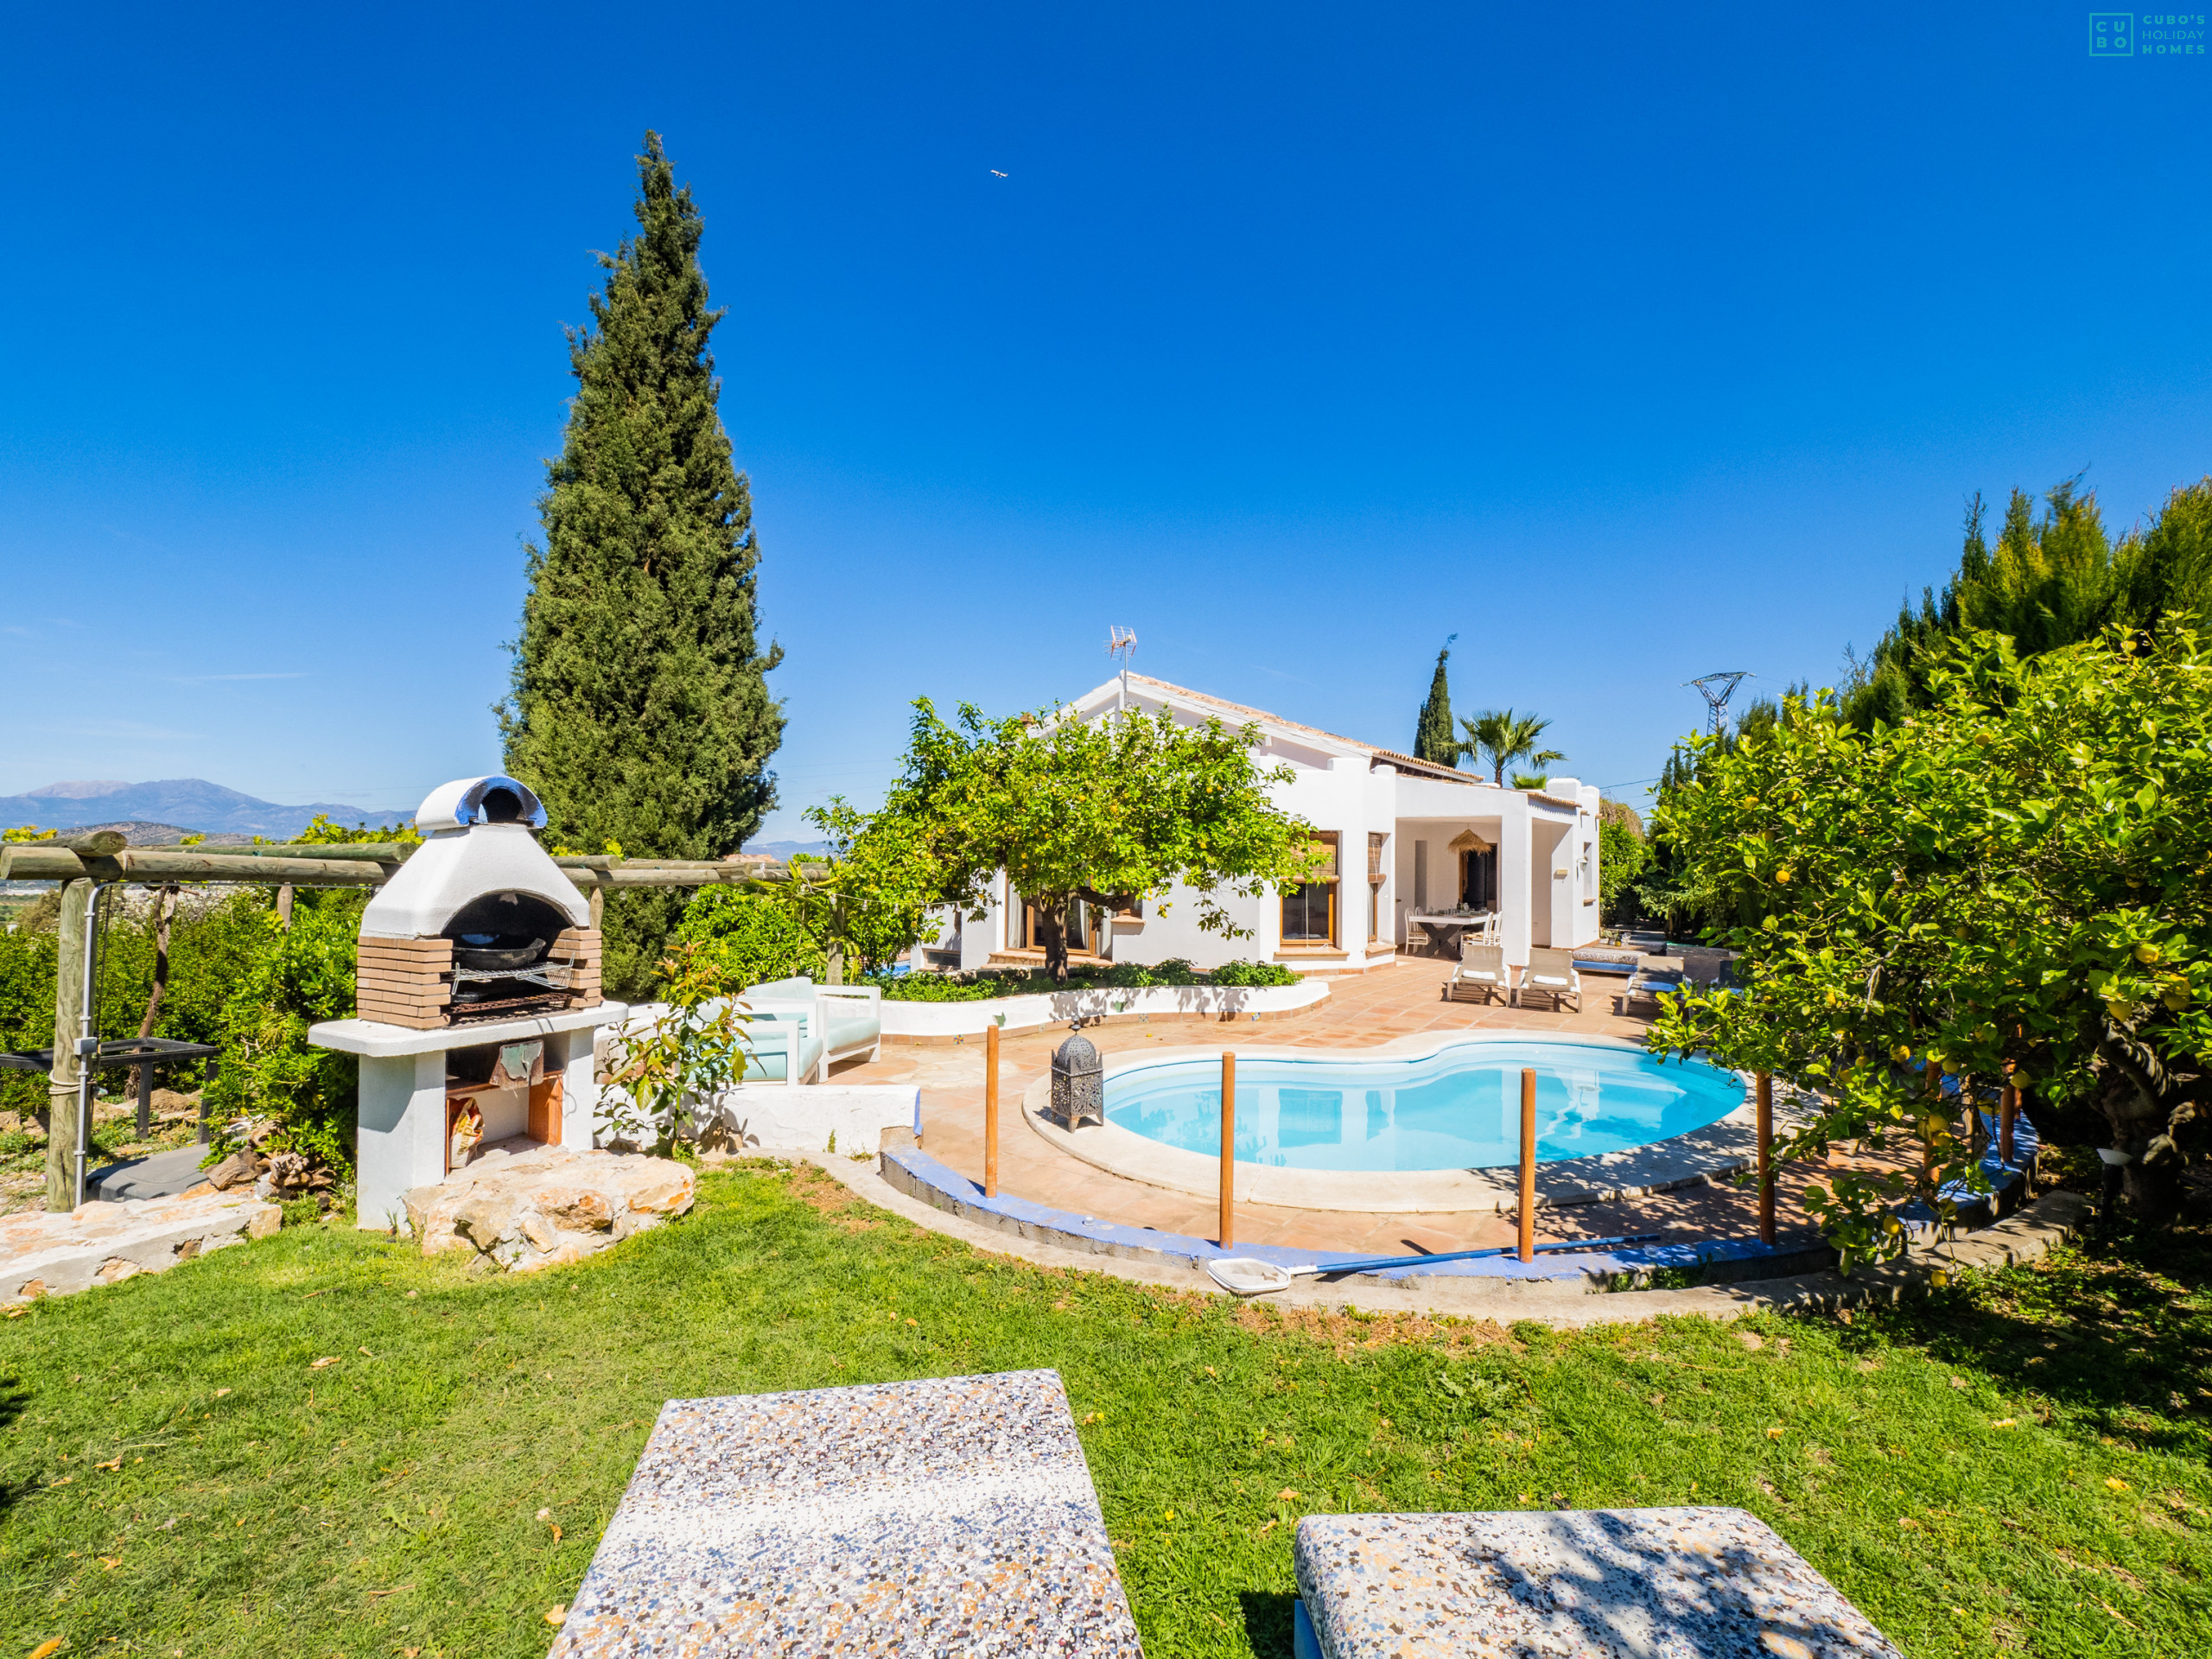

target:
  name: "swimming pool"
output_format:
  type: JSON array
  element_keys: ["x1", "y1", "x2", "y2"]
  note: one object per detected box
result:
[{"x1": 1103, "y1": 1040, "x2": 1745, "y2": 1173}]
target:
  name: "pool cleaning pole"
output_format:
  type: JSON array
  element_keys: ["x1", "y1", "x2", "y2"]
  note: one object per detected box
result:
[
  {"x1": 1757, "y1": 1071, "x2": 1776, "y2": 1245},
  {"x1": 1517, "y1": 1067, "x2": 1536, "y2": 1262},
  {"x1": 983, "y1": 1023, "x2": 1000, "y2": 1198}
]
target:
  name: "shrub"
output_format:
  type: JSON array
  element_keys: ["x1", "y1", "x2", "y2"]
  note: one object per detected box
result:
[
  {"x1": 204, "y1": 900, "x2": 363, "y2": 1170},
  {"x1": 675, "y1": 887, "x2": 825, "y2": 987}
]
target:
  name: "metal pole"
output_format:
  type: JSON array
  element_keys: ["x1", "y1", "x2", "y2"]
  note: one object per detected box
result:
[
  {"x1": 983, "y1": 1022, "x2": 1001, "y2": 1198},
  {"x1": 1517, "y1": 1067, "x2": 1536, "y2": 1263},
  {"x1": 1756, "y1": 1070, "x2": 1776, "y2": 1246},
  {"x1": 75, "y1": 881, "x2": 115, "y2": 1209},
  {"x1": 1219, "y1": 1052, "x2": 1236, "y2": 1249}
]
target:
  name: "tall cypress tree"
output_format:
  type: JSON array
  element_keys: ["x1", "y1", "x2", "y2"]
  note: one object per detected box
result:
[
  {"x1": 502, "y1": 132, "x2": 784, "y2": 997},
  {"x1": 1413, "y1": 637, "x2": 1458, "y2": 766}
]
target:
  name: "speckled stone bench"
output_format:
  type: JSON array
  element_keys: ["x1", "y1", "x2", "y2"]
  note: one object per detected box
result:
[
  {"x1": 550, "y1": 1369, "x2": 1144, "y2": 1656},
  {"x1": 1292, "y1": 1506, "x2": 1900, "y2": 1659}
]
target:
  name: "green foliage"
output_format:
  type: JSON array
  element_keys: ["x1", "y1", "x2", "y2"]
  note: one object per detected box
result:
[
  {"x1": 868, "y1": 958, "x2": 1300, "y2": 1001},
  {"x1": 1458, "y1": 708, "x2": 1564, "y2": 785},
  {"x1": 1646, "y1": 628, "x2": 2212, "y2": 1254},
  {"x1": 500, "y1": 131, "x2": 784, "y2": 1000},
  {"x1": 675, "y1": 887, "x2": 825, "y2": 985},
  {"x1": 726, "y1": 800, "x2": 938, "y2": 982},
  {"x1": 596, "y1": 941, "x2": 749, "y2": 1155},
  {"x1": 1842, "y1": 477, "x2": 2212, "y2": 729},
  {"x1": 6, "y1": 1166, "x2": 2212, "y2": 1656},
  {"x1": 0, "y1": 892, "x2": 271, "y2": 1119},
  {"x1": 841, "y1": 698, "x2": 1319, "y2": 983},
  {"x1": 1412, "y1": 637, "x2": 1458, "y2": 766},
  {"x1": 286, "y1": 813, "x2": 420, "y2": 849},
  {"x1": 205, "y1": 900, "x2": 365, "y2": 1170},
  {"x1": 1596, "y1": 799, "x2": 1649, "y2": 925}
]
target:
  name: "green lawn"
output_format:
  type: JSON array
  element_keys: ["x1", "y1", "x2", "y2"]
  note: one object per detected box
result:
[{"x1": 4, "y1": 1161, "x2": 2209, "y2": 1658}]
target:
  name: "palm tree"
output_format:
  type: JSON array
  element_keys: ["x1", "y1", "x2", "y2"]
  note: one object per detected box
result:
[{"x1": 1459, "y1": 709, "x2": 1565, "y2": 785}]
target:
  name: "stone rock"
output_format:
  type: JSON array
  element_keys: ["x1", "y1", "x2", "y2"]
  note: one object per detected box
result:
[
  {"x1": 401, "y1": 1143, "x2": 694, "y2": 1274},
  {"x1": 203, "y1": 1151, "x2": 261, "y2": 1192},
  {"x1": 2, "y1": 1191, "x2": 283, "y2": 1305}
]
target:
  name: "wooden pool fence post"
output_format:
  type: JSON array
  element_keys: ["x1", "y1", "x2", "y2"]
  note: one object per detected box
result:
[
  {"x1": 983, "y1": 1021, "x2": 1001, "y2": 1198},
  {"x1": 1517, "y1": 1066, "x2": 1536, "y2": 1263},
  {"x1": 2000, "y1": 1070, "x2": 2018, "y2": 1169},
  {"x1": 1756, "y1": 1069, "x2": 1776, "y2": 1246},
  {"x1": 1220, "y1": 1052, "x2": 1236, "y2": 1249}
]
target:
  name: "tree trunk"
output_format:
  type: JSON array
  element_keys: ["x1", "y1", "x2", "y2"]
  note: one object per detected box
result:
[
  {"x1": 137, "y1": 885, "x2": 178, "y2": 1040},
  {"x1": 1036, "y1": 904, "x2": 1069, "y2": 985},
  {"x1": 2122, "y1": 1157, "x2": 2185, "y2": 1224}
]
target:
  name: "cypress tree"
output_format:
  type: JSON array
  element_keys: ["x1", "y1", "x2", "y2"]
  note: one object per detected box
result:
[
  {"x1": 502, "y1": 132, "x2": 784, "y2": 997},
  {"x1": 1413, "y1": 637, "x2": 1458, "y2": 766}
]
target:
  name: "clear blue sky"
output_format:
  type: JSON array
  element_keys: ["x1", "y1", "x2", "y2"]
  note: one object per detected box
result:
[{"x1": 3, "y1": 3, "x2": 2206, "y2": 839}]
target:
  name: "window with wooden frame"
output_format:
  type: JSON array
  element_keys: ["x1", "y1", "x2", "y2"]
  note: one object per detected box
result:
[
  {"x1": 1367, "y1": 832, "x2": 1387, "y2": 943},
  {"x1": 1281, "y1": 832, "x2": 1339, "y2": 945},
  {"x1": 1007, "y1": 892, "x2": 1100, "y2": 956}
]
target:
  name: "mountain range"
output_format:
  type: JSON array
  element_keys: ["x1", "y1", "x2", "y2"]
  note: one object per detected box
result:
[{"x1": 0, "y1": 779, "x2": 413, "y2": 839}]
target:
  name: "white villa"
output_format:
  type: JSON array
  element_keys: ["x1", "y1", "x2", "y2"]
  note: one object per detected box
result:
[{"x1": 925, "y1": 673, "x2": 1601, "y2": 976}]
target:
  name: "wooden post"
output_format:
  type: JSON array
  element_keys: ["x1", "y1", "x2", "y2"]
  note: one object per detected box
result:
[
  {"x1": 276, "y1": 884, "x2": 295, "y2": 930},
  {"x1": 1219, "y1": 1052, "x2": 1236, "y2": 1249},
  {"x1": 1755, "y1": 1070, "x2": 1776, "y2": 1246},
  {"x1": 45, "y1": 878, "x2": 93, "y2": 1211},
  {"x1": 1517, "y1": 1067, "x2": 1536, "y2": 1263},
  {"x1": 135, "y1": 1058, "x2": 155, "y2": 1140},
  {"x1": 983, "y1": 1022, "x2": 1001, "y2": 1198},
  {"x1": 588, "y1": 886, "x2": 605, "y2": 930},
  {"x1": 2000, "y1": 1074, "x2": 2018, "y2": 1168}
]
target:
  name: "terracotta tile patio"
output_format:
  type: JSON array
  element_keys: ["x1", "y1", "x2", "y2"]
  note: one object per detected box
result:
[{"x1": 833, "y1": 952, "x2": 1851, "y2": 1260}]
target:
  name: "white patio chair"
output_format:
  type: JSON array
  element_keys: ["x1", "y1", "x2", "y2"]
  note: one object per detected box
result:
[
  {"x1": 1446, "y1": 940, "x2": 1510, "y2": 1005},
  {"x1": 1519, "y1": 946, "x2": 1582, "y2": 1013}
]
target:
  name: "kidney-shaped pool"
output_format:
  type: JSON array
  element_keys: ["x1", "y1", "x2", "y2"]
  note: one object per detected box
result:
[{"x1": 1103, "y1": 1040, "x2": 1745, "y2": 1173}]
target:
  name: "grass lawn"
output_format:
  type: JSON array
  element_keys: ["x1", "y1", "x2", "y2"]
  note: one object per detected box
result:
[{"x1": 4, "y1": 1160, "x2": 2210, "y2": 1658}]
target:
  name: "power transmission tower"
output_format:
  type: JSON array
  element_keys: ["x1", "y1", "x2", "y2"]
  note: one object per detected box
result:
[{"x1": 1687, "y1": 671, "x2": 1751, "y2": 738}]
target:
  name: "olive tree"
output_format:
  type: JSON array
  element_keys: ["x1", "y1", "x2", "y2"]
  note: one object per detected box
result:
[
  {"x1": 1646, "y1": 629, "x2": 2212, "y2": 1256},
  {"x1": 846, "y1": 698, "x2": 1321, "y2": 983}
]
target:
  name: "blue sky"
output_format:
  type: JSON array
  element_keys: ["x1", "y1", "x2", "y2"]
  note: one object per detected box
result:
[{"x1": 3, "y1": 3, "x2": 2206, "y2": 839}]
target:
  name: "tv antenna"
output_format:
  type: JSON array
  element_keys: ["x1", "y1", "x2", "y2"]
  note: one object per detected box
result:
[
  {"x1": 1686, "y1": 671, "x2": 1751, "y2": 738},
  {"x1": 1107, "y1": 626, "x2": 1138, "y2": 712}
]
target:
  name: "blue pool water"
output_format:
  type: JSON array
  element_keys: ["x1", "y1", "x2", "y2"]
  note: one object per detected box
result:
[{"x1": 1103, "y1": 1042, "x2": 1744, "y2": 1172}]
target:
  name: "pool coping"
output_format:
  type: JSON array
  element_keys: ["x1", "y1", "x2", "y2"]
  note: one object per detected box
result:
[{"x1": 1020, "y1": 1031, "x2": 1804, "y2": 1213}]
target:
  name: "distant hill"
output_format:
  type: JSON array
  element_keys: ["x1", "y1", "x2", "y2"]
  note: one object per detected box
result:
[
  {"x1": 742, "y1": 839, "x2": 832, "y2": 860},
  {"x1": 0, "y1": 780, "x2": 412, "y2": 839}
]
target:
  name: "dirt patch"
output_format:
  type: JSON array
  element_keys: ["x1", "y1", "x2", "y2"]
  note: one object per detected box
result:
[
  {"x1": 1234, "y1": 1300, "x2": 1512, "y2": 1356},
  {"x1": 781, "y1": 1162, "x2": 883, "y2": 1232}
]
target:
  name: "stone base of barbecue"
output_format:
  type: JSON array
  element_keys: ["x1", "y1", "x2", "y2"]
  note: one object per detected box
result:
[
  {"x1": 3, "y1": 1190, "x2": 282, "y2": 1306},
  {"x1": 310, "y1": 1001, "x2": 628, "y2": 1231},
  {"x1": 403, "y1": 1141, "x2": 694, "y2": 1272}
]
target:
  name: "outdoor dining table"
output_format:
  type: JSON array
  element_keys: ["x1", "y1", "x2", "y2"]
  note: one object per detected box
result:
[{"x1": 1404, "y1": 911, "x2": 1496, "y2": 956}]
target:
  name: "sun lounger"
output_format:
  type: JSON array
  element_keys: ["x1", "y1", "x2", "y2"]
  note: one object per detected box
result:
[
  {"x1": 551, "y1": 1369, "x2": 1143, "y2": 1657},
  {"x1": 1293, "y1": 1507, "x2": 1902, "y2": 1659},
  {"x1": 1444, "y1": 940, "x2": 1510, "y2": 1005},
  {"x1": 1518, "y1": 946, "x2": 1582, "y2": 1012}
]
